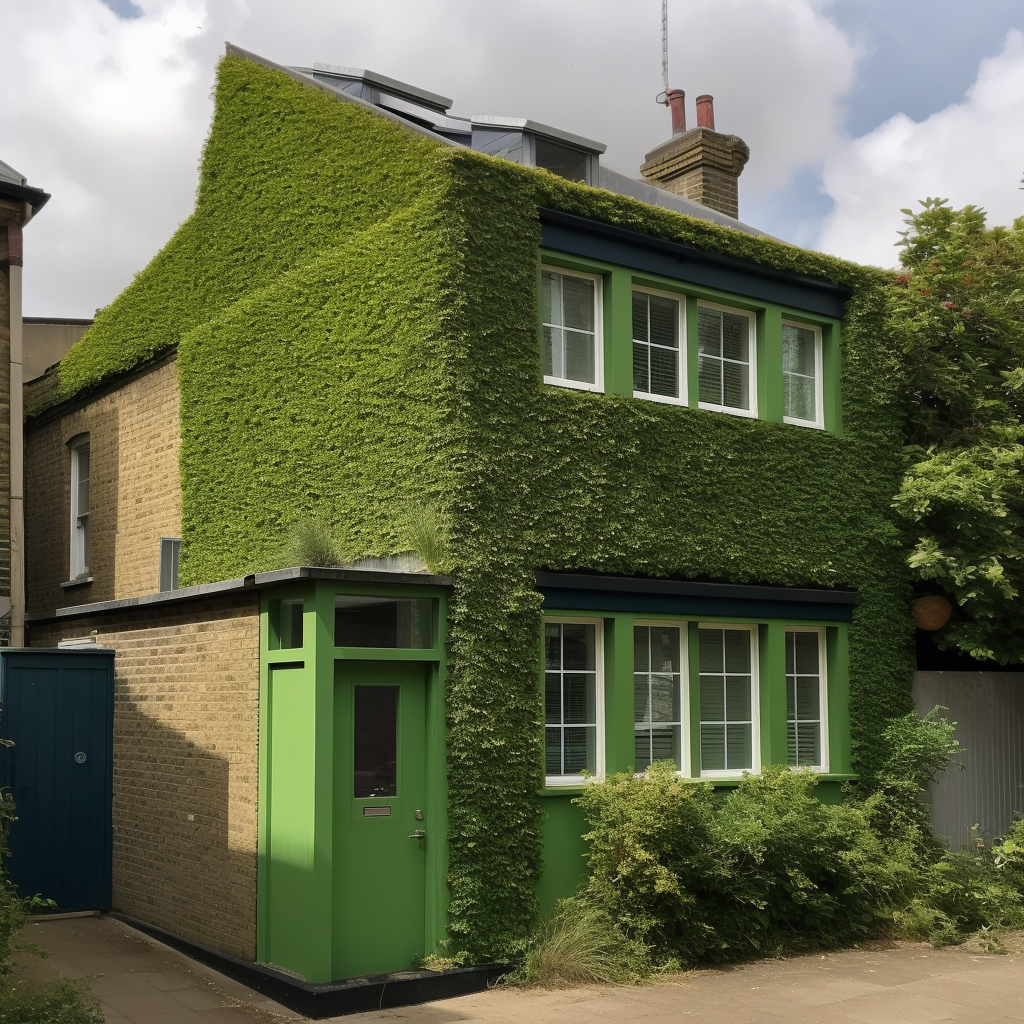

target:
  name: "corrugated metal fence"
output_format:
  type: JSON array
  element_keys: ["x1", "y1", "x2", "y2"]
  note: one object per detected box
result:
[{"x1": 913, "y1": 671, "x2": 1024, "y2": 849}]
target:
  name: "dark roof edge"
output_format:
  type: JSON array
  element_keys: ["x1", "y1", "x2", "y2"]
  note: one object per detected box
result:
[
  {"x1": 224, "y1": 43, "x2": 463, "y2": 149},
  {"x1": 536, "y1": 571, "x2": 859, "y2": 606},
  {"x1": 252, "y1": 567, "x2": 451, "y2": 587},
  {"x1": 25, "y1": 349, "x2": 178, "y2": 428},
  {"x1": 24, "y1": 317, "x2": 95, "y2": 326},
  {"x1": 27, "y1": 576, "x2": 255, "y2": 623},
  {"x1": 27, "y1": 566, "x2": 452, "y2": 624},
  {"x1": 538, "y1": 208, "x2": 854, "y2": 301},
  {"x1": 0, "y1": 179, "x2": 50, "y2": 214}
]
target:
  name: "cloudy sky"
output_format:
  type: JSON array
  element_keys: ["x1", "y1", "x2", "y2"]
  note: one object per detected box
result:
[{"x1": 5, "y1": 0, "x2": 1024, "y2": 317}]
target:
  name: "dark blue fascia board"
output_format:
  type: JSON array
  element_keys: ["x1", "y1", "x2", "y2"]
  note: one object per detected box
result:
[
  {"x1": 536, "y1": 572, "x2": 858, "y2": 622},
  {"x1": 540, "y1": 588, "x2": 853, "y2": 623},
  {"x1": 538, "y1": 209, "x2": 852, "y2": 319}
]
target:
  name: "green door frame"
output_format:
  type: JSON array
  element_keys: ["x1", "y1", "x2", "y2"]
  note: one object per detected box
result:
[{"x1": 257, "y1": 578, "x2": 448, "y2": 983}]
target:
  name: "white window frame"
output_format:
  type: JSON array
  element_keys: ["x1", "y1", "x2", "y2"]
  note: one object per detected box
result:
[
  {"x1": 159, "y1": 537, "x2": 181, "y2": 593},
  {"x1": 696, "y1": 300, "x2": 757, "y2": 418},
  {"x1": 632, "y1": 619, "x2": 688, "y2": 775},
  {"x1": 785, "y1": 626, "x2": 830, "y2": 772},
  {"x1": 697, "y1": 622, "x2": 760, "y2": 779},
  {"x1": 544, "y1": 616, "x2": 605, "y2": 787},
  {"x1": 781, "y1": 321, "x2": 824, "y2": 429},
  {"x1": 541, "y1": 266, "x2": 604, "y2": 394},
  {"x1": 69, "y1": 438, "x2": 90, "y2": 581},
  {"x1": 631, "y1": 287, "x2": 686, "y2": 407}
]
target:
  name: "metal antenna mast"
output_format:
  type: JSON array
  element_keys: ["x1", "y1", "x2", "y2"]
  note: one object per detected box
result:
[{"x1": 661, "y1": 0, "x2": 669, "y2": 93}]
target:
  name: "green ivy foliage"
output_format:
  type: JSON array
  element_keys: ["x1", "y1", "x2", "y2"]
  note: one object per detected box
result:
[{"x1": 36, "y1": 54, "x2": 914, "y2": 960}]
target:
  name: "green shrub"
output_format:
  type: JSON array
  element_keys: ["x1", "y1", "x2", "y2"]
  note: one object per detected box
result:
[
  {"x1": 0, "y1": 981, "x2": 103, "y2": 1024},
  {"x1": 0, "y1": 794, "x2": 24, "y2": 977},
  {"x1": 576, "y1": 763, "x2": 896, "y2": 964},
  {"x1": 502, "y1": 896, "x2": 659, "y2": 987},
  {"x1": 571, "y1": 709, "x2": 1024, "y2": 967}
]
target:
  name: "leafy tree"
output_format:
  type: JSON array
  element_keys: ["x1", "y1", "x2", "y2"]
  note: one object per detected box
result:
[{"x1": 890, "y1": 198, "x2": 1024, "y2": 662}]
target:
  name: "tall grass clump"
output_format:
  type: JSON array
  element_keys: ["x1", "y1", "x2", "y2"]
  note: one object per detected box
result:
[
  {"x1": 502, "y1": 896, "x2": 660, "y2": 987},
  {"x1": 406, "y1": 506, "x2": 449, "y2": 575},
  {"x1": 281, "y1": 516, "x2": 343, "y2": 568}
]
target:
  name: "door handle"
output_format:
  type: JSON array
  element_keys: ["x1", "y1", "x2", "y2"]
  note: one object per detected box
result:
[{"x1": 408, "y1": 829, "x2": 426, "y2": 840}]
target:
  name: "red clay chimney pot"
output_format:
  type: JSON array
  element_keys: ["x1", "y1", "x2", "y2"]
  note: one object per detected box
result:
[
  {"x1": 696, "y1": 94, "x2": 715, "y2": 130},
  {"x1": 665, "y1": 88, "x2": 686, "y2": 136}
]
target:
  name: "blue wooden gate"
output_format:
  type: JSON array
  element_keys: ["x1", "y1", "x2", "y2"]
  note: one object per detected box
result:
[{"x1": 0, "y1": 649, "x2": 114, "y2": 911}]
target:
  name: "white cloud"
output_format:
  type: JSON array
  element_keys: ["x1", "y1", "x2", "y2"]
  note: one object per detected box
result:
[
  {"x1": 818, "y1": 28, "x2": 1024, "y2": 269},
  {"x1": 7, "y1": 0, "x2": 858, "y2": 315}
]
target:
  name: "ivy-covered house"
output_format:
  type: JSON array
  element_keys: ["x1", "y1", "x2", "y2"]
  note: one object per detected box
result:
[{"x1": 21, "y1": 45, "x2": 913, "y2": 988}]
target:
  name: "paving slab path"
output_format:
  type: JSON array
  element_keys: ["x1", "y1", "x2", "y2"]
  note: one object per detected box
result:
[{"x1": 14, "y1": 915, "x2": 1024, "y2": 1024}]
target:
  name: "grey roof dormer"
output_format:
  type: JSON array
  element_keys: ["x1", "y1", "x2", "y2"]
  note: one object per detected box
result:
[{"x1": 470, "y1": 117, "x2": 605, "y2": 186}]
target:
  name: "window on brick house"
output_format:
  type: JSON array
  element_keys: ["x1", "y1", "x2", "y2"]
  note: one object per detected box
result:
[
  {"x1": 69, "y1": 438, "x2": 90, "y2": 580},
  {"x1": 160, "y1": 537, "x2": 181, "y2": 592}
]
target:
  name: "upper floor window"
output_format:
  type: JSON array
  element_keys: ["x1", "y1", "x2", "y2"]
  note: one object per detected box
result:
[
  {"x1": 782, "y1": 322, "x2": 823, "y2": 428},
  {"x1": 69, "y1": 438, "x2": 90, "y2": 580},
  {"x1": 545, "y1": 618, "x2": 603, "y2": 784},
  {"x1": 632, "y1": 290, "x2": 683, "y2": 403},
  {"x1": 541, "y1": 268, "x2": 603, "y2": 392},
  {"x1": 697, "y1": 304, "x2": 755, "y2": 416}
]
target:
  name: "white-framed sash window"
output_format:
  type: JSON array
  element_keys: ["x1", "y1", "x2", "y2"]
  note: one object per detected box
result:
[
  {"x1": 782, "y1": 322, "x2": 824, "y2": 428},
  {"x1": 632, "y1": 289, "x2": 684, "y2": 404},
  {"x1": 785, "y1": 627, "x2": 828, "y2": 770},
  {"x1": 69, "y1": 438, "x2": 91, "y2": 580},
  {"x1": 541, "y1": 267, "x2": 604, "y2": 392},
  {"x1": 697, "y1": 302, "x2": 756, "y2": 416},
  {"x1": 698, "y1": 624, "x2": 759, "y2": 776},
  {"x1": 544, "y1": 617, "x2": 604, "y2": 784},
  {"x1": 633, "y1": 622, "x2": 685, "y2": 772}
]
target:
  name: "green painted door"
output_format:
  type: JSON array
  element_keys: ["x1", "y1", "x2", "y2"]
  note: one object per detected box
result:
[{"x1": 333, "y1": 661, "x2": 427, "y2": 978}]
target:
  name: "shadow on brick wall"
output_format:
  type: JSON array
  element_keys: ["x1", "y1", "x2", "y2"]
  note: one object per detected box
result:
[{"x1": 112, "y1": 698, "x2": 257, "y2": 962}]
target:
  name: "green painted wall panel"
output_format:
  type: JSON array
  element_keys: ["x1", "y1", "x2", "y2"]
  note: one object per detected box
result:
[{"x1": 538, "y1": 795, "x2": 589, "y2": 912}]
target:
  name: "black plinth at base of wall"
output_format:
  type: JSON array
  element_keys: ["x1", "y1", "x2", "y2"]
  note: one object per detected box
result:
[{"x1": 111, "y1": 915, "x2": 511, "y2": 1019}]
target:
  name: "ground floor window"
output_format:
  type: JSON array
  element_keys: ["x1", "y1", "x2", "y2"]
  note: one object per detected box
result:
[
  {"x1": 633, "y1": 623, "x2": 683, "y2": 771},
  {"x1": 698, "y1": 625, "x2": 758, "y2": 775},
  {"x1": 544, "y1": 619, "x2": 603, "y2": 783},
  {"x1": 786, "y1": 628, "x2": 827, "y2": 769},
  {"x1": 541, "y1": 614, "x2": 840, "y2": 785}
]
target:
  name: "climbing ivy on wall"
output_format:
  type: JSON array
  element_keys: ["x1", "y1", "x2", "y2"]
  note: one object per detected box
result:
[{"x1": 38, "y1": 54, "x2": 914, "y2": 962}]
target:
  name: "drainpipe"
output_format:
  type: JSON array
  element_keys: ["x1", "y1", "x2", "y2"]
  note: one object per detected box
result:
[{"x1": 7, "y1": 215, "x2": 24, "y2": 646}]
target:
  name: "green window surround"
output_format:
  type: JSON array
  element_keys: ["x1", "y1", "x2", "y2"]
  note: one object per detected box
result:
[
  {"x1": 540, "y1": 611, "x2": 850, "y2": 790},
  {"x1": 538, "y1": 250, "x2": 842, "y2": 434}
]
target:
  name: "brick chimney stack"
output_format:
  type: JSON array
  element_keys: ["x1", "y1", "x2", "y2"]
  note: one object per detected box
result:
[{"x1": 640, "y1": 94, "x2": 749, "y2": 220}]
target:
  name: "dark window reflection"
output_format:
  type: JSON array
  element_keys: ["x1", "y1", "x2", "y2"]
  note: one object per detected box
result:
[
  {"x1": 335, "y1": 597, "x2": 433, "y2": 648},
  {"x1": 534, "y1": 137, "x2": 588, "y2": 183},
  {"x1": 354, "y1": 685, "x2": 398, "y2": 798}
]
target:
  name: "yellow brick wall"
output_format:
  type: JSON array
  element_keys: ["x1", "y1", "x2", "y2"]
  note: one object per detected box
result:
[
  {"x1": 28, "y1": 594, "x2": 260, "y2": 960},
  {"x1": 25, "y1": 356, "x2": 181, "y2": 614}
]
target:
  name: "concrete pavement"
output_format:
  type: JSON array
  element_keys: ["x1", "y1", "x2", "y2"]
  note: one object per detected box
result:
[{"x1": 15, "y1": 914, "x2": 1024, "y2": 1024}]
